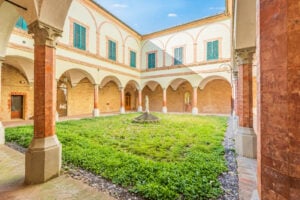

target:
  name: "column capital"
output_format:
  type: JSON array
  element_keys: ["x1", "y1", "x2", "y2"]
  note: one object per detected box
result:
[
  {"x1": 28, "y1": 20, "x2": 62, "y2": 47},
  {"x1": 235, "y1": 47, "x2": 256, "y2": 65}
]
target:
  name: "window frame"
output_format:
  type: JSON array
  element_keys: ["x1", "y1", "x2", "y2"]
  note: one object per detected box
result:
[
  {"x1": 69, "y1": 17, "x2": 89, "y2": 51},
  {"x1": 206, "y1": 39, "x2": 220, "y2": 61},
  {"x1": 173, "y1": 46, "x2": 184, "y2": 65},
  {"x1": 147, "y1": 51, "x2": 157, "y2": 69},
  {"x1": 107, "y1": 38, "x2": 117, "y2": 61},
  {"x1": 129, "y1": 50, "x2": 137, "y2": 68},
  {"x1": 15, "y1": 17, "x2": 28, "y2": 31}
]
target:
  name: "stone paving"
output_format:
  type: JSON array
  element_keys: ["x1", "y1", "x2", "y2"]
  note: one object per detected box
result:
[
  {"x1": 237, "y1": 156, "x2": 259, "y2": 200},
  {"x1": 0, "y1": 145, "x2": 115, "y2": 200}
]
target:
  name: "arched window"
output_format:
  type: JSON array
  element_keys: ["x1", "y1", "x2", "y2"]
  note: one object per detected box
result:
[{"x1": 15, "y1": 17, "x2": 28, "y2": 31}]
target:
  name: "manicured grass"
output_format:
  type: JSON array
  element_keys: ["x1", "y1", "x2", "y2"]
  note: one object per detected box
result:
[{"x1": 5, "y1": 113, "x2": 228, "y2": 200}]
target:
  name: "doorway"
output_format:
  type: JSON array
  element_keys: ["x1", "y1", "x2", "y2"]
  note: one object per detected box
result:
[
  {"x1": 11, "y1": 95, "x2": 23, "y2": 119},
  {"x1": 125, "y1": 92, "x2": 131, "y2": 110}
]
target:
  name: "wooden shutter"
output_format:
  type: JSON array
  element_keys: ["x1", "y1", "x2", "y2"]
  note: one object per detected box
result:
[
  {"x1": 213, "y1": 40, "x2": 219, "y2": 59},
  {"x1": 130, "y1": 51, "x2": 136, "y2": 67}
]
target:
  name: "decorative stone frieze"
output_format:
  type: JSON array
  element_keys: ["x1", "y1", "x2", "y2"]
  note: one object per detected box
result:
[
  {"x1": 234, "y1": 47, "x2": 255, "y2": 66},
  {"x1": 28, "y1": 20, "x2": 62, "y2": 47}
]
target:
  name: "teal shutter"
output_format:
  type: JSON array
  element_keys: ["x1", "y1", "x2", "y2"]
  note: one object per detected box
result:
[
  {"x1": 148, "y1": 53, "x2": 155, "y2": 69},
  {"x1": 109, "y1": 40, "x2": 116, "y2": 61},
  {"x1": 207, "y1": 40, "x2": 219, "y2": 60},
  {"x1": 174, "y1": 47, "x2": 183, "y2": 65},
  {"x1": 130, "y1": 51, "x2": 136, "y2": 68},
  {"x1": 73, "y1": 23, "x2": 86, "y2": 50},
  {"x1": 15, "y1": 17, "x2": 28, "y2": 31},
  {"x1": 213, "y1": 40, "x2": 219, "y2": 59}
]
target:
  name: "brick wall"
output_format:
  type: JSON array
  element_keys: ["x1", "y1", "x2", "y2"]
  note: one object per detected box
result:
[
  {"x1": 198, "y1": 79, "x2": 231, "y2": 114},
  {"x1": 99, "y1": 81, "x2": 120, "y2": 113},
  {"x1": 1, "y1": 65, "x2": 34, "y2": 121},
  {"x1": 142, "y1": 86, "x2": 163, "y2": 112},
  {"x1": 167, "y1": 82, "x2": 193, "y2": 112},
  {"x1": 67, "y1": 78, "x2": 94, "y2": 116}
]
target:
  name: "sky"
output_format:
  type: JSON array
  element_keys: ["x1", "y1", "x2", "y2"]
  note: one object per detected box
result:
[{"x1": 94, "y1": 0, "x2": 226, "y2": 35}]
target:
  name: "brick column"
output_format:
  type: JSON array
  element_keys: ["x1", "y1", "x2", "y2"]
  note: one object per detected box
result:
[
  {"x1": 258, "y1": 1, "x2": 300, "y2": 198},
  {"x1": 0, "y1": 57, "x2": 4, "y2": 144},
  {"x1": 235, "y1": 48, "x2": 257, "y2": 158},
  {"x1": 92, "y1": 84, "x2": 100, "y2": 117},
  {"x1": 192, "y1": 87, "x2": 198, "y2": 115},
  {"x1": 162, "y1": 88, "x2": 167, "y2": 113},
  {"x1": 25, "y1": 21, "x2": 62, "y2": 184},
  {"x1": 119, "y1": 87, "x2": 125, "y2": 114},
  {"x1": 137, "y1": 89, "x2": 142, "y2": 112}
]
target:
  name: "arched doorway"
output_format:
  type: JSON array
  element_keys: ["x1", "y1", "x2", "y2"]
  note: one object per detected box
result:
[{"x1": 125, "y1": 92, "x2": 131, "y2": 111}]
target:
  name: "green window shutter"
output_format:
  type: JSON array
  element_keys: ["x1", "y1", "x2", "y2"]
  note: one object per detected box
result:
[
  {"x1": 73, "y1": 23, "x2": 86, "y2": 50},
  {"x1": 148, "y1": 53, "x2": 155, "y2": 69},
  {"x1": 130, "y1": 51, "x2": 136, "y2": 68},
  {"x1": 207, "y1": 40, "x2": 219, "y2": 60},
  {"x1": 207, "y1": 41, "x2": 213, "y2": 60},
  {"x1": 109, "y1": 40, "x2": 116, "y2": 61},
  {"x1": 15, "y1": 17, "x2": 28, "y2": 31},
  {"x1": 213, "y1": 40, "x2": 219, "y2": 59},
  {"x1": 174, "y1": 47, "x2": 183, "y2": 65}
]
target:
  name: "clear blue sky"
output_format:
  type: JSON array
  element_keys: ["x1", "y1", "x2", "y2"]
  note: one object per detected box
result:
[{"x1": 94, "y1": 0, "x2": 226, "y2": 35}]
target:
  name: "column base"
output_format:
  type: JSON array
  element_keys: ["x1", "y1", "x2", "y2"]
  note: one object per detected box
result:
[
  {"x1": 232, "y1": 115, "x2": 239, "y2": 134},
  {"x1": 137, "y1": 106, "x2": 143, "y2": 112},
  {"x1": 192, "y1": 107, "x2": 198, "y2": 115},
  {"x1": 162, "y1": 106, "x2": 167, "y2": 113},
  {"x1": 0, "y1": 122, "x2": 4, "y2": 144},
  {"x1": 55, "y1": 112, "x2": 59, "y2": 122},
  {"x1": 120, "y1": 107, "x2": 125, "y2": 114},
  {"x1": 93, "y1": 108, "x2": 100, "y2": 117},
  {"x1": 235, "y1": 127, "x2": 257, "y2": 158},
  {"x1": 25, "y1": 135, "x2": 62, "y2": 184}
]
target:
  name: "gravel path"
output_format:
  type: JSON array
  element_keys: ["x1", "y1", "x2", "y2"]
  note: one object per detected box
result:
[{"x1": 6, "y1": 117, "x2": 239, "y2": 199}]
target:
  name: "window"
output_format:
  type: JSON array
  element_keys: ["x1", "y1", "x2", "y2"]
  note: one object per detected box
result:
[
  {"x1": 207, "y1": 40, "x2": 219, "y2": 60},
  {"x1": 130, "y1": 51, "x2": 136, "y2": 68},
  {"x1": 15, "y1": 17, "x2": 28, "y2": 31},
  {"x1": 73, "y1": 23, "x2": 86, "y2": 50},
  {"x1": 147, "y1": 53, "x2": 156, "y2": 69},
  {"x1": 174, "y1": 47, "x2": 183, "y2": 65},
  {"x1": 108, "y1": 40, "x2": 116, "y2": 61}
]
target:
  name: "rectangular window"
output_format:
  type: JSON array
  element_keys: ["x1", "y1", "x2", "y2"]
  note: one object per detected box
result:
[
  {"x1": 174, "y1": 47, "x2": 183, "y2": 65},
  {"x1": 15, "y1": 17, "x2": 28, "y2": 31},
  {"x1": 73, "y1": 23, "x2": 86, "y2": 50},
  {"x1": 148, "y1": 53, "x2": 156, "y2": 69},
  {"x1": 130, "y1": 51, "x2": 136, "y2": 68},
  {"x1": 108, "y1": 40, "x2": 116, "y2": 61},
  {"x1": 207, "y1": 40, "x2": 219, "y2": 60}
]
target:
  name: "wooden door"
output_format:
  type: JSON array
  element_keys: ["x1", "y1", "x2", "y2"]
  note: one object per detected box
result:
[
  {"x1": 125, "y1": 93, "x2": 131, "y2": 110},
  {"x1": 11, "y1": 95, "x2": 23, "y2": 119}
]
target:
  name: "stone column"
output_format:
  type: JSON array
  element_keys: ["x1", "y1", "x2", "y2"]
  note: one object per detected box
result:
[
  {"x1": 258, "y1": 1, "x2": 300, "y2": 198},
  {"x1": 162, "y1": 88, "x2": 167, "y2": 113},
  {"x1": 235, "y1": 47, "x2": 257, "y2": 158},
  {"x1": 119, "y1": 87, "x2": 125, "y2": 114},
  {"x1": 192, "y1": 87, "x2": 198, "y2": 115},
  {"x1": 232, "y1": 70, "x2": 239, "y2": 132},
  {"x1": 137, "y1": 89, "x2": 142, "y2": 112},
  {"x1": 0, "y1": 57, "x2": 4, "y2": 144},
  {"x1": 92, "y1": 84, "x2": 100, "y2": 117},
  {"x1": 25, "y1": 21, "x2": 62, "y2": 184}
]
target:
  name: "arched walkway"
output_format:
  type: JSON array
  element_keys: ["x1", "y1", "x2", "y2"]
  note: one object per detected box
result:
[
  {"x1": 198, "y1": 79, "x2": 231, "y2": 114},
  {"x1": 142, "y1": 81, "x2": 163, "y2": 112}
]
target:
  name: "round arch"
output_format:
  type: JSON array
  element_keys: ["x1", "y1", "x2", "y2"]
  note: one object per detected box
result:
[
  {"x1": 100, "y1": 75, "x2": 122, "y2": 88},
  {"x1": 57, "y1": 68, "x2": 96, "y2": 87},
  {"x1": 199, "y1": 75, "x2": 231, "y2": 90}
]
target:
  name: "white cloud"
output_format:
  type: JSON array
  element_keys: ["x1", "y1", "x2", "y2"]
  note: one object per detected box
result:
[
  {"x1": 168, "y1": 13, "x2": 177, "y2": 17},
  {"x1": 112, "y1": 3, "x2": 128, "y2": 8},
  {"x1": 209, "y1": 7, "x2": 225, "y2": 10}
]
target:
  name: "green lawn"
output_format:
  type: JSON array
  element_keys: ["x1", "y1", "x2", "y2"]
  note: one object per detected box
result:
[{"x1": 5, "y1": 113, "x2": 228, "y2": 200}]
